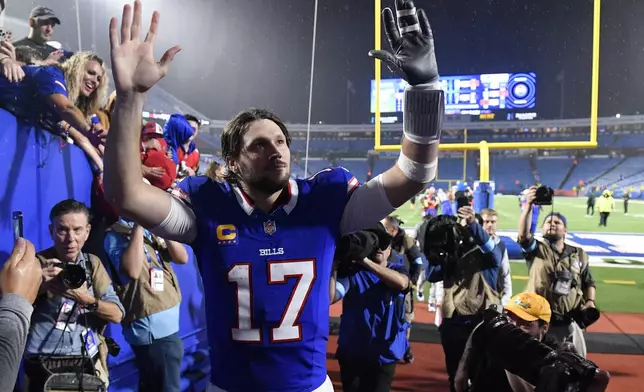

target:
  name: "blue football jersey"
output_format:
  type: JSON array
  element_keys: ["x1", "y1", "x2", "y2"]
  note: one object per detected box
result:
[
  {"x1": 0, "y1": 65, "x2": 68, "y2": 127},
  {"x1": 174, "y1": 167, "x2": 360, "y2": 392}
]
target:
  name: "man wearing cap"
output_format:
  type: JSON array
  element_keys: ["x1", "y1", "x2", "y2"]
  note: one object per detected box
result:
[
  {"x1": 12, "y1": 6, "x2": 62, "y2": 61},
  {"x1": 141, "y1": 122, "x2": 177, "y2": 190},
  {"x1": 517, "y1": 186, "x2": 597, "y2": 358},
  {"x1": 331, "y1": 223, "x2": 411, "y2": 392},
  {"x1": 454, "y1": 292, "x2": 553, "y2": 392}
]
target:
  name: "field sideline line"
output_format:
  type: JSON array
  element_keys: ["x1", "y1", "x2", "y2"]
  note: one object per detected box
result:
[{"x1": 512, "y1": 274, "x2": 636, "y2": 286}]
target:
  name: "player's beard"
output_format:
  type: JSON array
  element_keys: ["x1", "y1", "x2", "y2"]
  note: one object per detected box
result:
[{"x1": 246, "y1": 168, "x2": 290, "y2": 195}]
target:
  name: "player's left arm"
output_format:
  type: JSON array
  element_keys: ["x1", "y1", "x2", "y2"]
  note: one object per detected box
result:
[{"x1": 341, "y1": 0, "x2": 443, "y2": 235}]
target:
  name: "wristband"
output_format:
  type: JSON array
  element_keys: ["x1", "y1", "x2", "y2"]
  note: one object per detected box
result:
[
  {"x1": 403, "y1": 84, "x2": 444, "y2": 145},
  {"x1": 397, "y1": 153, "x2": 437, "y2": 184}
]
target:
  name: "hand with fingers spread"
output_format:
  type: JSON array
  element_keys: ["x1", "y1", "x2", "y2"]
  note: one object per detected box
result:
[
  {"x1": 369, "y1": 0, "x2": 439, "y2": 86},
  {"x1": 0, "y1": 238, "x2": 42, "y2": 304},
  {"x1": 109, "y1": 0, "x2": 181, "y2": 94}
]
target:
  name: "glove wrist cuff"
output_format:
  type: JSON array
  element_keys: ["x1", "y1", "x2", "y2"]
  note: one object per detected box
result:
[{"x1": 403, "y1": 89, "x2": 444, "y2": 145}]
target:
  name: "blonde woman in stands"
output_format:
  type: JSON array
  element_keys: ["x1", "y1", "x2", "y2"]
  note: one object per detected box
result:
[{"x1": 0, "y1": 49, "x2": 108, "y2": 175}]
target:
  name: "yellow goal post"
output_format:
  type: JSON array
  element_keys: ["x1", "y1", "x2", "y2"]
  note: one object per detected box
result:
[{"x1": 372, "y1": 0, "x2": 601, "y2": 182}]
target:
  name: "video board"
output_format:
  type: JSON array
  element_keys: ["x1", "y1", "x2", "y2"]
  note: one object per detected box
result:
[{"x1": 370, "y1": 72, "x2": 537, "y2": 122}]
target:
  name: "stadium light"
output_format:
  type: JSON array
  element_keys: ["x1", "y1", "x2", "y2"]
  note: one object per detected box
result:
[{"x1": 373, "y1": 0, "x2": 602, "y2": 182}]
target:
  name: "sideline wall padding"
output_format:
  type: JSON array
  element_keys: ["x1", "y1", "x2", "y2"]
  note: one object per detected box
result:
[{"x1": 0, "y1": 109, "x2": 210, "y2": 391}]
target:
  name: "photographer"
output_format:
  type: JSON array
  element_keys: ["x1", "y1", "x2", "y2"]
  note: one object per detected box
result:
[
  {"x1": 455, "y1": 296, "x2": 610, "y2": 392},
  {"x1": 332, "y1": 223, "x2": 410, "y2": 392},
  {"x1": 419, "y1": 207, "x2": 504, "y2": 392},
  {"x1": 24, "y1": 200, "x2": 124, "y2": 392},
  {"x1": 455, "y1": 292, "x2": 553, "y2": 392},
  {"x1": 518, "y1": 187, "x2": 597, "y2": 357},
  {"x1": 382, "y1": 215, "x2": 424, "y2": 363}
]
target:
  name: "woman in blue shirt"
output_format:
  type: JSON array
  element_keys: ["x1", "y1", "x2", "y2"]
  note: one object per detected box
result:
[{"x1": 0, "y1": 50, "x2": 108, "y2": 173}]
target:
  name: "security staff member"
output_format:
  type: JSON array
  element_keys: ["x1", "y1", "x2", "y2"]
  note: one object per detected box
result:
[
  {"x1": 518, "y1": 186, "x2": 597, "y2": 357},
  {"x1": 332, "y1": 223, "x2": 410, "y2": 392},
  {"x1": 597, "y1": 190, "x2": 615, "y2": 227},
  {"x1": 420, "y1": 207, "x2": 504, "y2": 392},
  {"x1": 382, "y1": 215, "x2": 423, "y2": 363}
]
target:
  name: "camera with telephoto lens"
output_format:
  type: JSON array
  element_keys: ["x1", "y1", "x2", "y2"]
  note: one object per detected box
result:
[
  {"x1": 534, "y1": 185, "x2": 554, "y2": 206},
  {"x1": 480, "y1": 306, "x2": 602, "y2": 392},
  {"x1": 61, "y1": 263, "x2": 87, "y2": 290}
]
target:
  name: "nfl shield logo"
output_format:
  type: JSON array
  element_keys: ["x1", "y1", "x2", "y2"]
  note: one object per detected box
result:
[{"x1": 263, "y1": 220, "x2": 277, "y2": 235}]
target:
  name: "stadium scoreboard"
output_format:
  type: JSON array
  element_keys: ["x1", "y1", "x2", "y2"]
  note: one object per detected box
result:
[{"x1": 370, "y1": 72, "x2": 537, "y2": 123}]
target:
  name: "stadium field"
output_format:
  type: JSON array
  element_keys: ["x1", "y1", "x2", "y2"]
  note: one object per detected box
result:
[{"x1": 393, "y1": 195, "x2": 644, "y2": 314}]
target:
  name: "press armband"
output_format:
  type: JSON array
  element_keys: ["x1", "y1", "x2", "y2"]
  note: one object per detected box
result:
[{"x1": 403, "y1": 82, "x2": 445, "y2": 145}]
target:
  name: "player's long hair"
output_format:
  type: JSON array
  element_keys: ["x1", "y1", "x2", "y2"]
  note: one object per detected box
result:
[
  {"x1": 60, "y1": 52, "x2": 109, "y2": 120},
  {"x1": 221, "y1": 108, "x2": 291, "y2": 185}
]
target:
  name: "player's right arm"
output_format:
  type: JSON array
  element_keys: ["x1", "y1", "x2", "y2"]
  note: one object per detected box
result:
[{"x1": 104, "y1": 2, "x2": 189, "y2": 241}]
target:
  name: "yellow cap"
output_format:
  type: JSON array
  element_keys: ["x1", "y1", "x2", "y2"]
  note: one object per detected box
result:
[{"x1": 504, "y1": 292, "x2": 551, "y2": 323}]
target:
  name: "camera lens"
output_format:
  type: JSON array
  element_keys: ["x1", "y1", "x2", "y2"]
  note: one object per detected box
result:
[{"x1": 61, "y1": 264, "x2": 86, "y2": 290}]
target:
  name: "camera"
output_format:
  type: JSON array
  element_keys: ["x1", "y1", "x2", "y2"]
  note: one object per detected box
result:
[
  {"x1": 335, "y1": 223, "x2": 392, "y2": 278},
  {"x1": 61, "y1": 263, "x2": 87, "y2": 290},
  {"x1": 481, "y1": 306, "x2": 601, "y2": 392},
  {"x1": 534, "y1": 186, "x2": 554, "y2": 206},
  {"x1": 418, "y1": 215, "x2": 466, "y2": 267}
]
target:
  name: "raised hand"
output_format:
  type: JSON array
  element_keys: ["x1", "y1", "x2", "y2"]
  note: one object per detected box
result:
[
  {"x1": 109, "y1": 1, "x2": 181, "y2": 94},
  {"x1": 369, "y1": 0, "x2": 439, "y2": 86},
  {"x1": 0, "y1": 238, "x2": 42, "y2": 304}
]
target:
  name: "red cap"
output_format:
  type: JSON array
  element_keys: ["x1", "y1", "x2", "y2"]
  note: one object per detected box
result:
[
  {"x1": 142, "y1": 121, "x2": 164, "y2": 137},
  {"x1": 142, "y1": 150, "x2": 177, "y2": 190}
]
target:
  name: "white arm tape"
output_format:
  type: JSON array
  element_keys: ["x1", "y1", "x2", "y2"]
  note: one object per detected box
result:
[
  {"x1": 149, "y1": 196, "x2": 198, "y2": 243},
  {"x1": 397, "y1": 153, "x2": 437, "y2": 184},
  {"x1": 403, "y1": 131, "x2": 441, "y2": 146},
  {"x1": 340, "y1": 174, "x2": 395, "y2": 236}
]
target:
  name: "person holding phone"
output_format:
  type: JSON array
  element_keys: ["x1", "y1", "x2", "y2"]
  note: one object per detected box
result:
[{"x1": 0, "y1": 238, "x2": 43, "y2": 392}]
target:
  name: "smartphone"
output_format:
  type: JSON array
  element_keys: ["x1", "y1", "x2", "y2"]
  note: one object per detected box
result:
[
  {"x1": 12, "y1": 211, "x2": 23, "y2": 241},
  {"x1": 0, "y1": 28, "x2": 11, "y2": 42},
  {"x1": 456, "y1": 196, "x2": 470, "y2": 210}
]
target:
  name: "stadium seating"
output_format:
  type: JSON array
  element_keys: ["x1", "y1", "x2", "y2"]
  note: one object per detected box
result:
[
  {"x1": 591, "y1": 156, "x2": 644, "y2": 188},
  {"x1": 534, "y1": 156, "x2": 574, "y2": 189},
  {"x1": 489, "y1": 156, "x2": 534, "y2": 192},
  {"x1": 562, "y1": 157, "x2": 621, "y2": 190}
]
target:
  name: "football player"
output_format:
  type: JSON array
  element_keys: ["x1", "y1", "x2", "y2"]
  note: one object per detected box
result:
[{"x1": 104, "y1": 1, "x2": 444, "y2": 391}]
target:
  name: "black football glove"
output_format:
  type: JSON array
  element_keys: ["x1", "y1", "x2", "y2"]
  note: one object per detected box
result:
[{"x1": 369, "y1": 0, "x2": 439, "y2": 86}]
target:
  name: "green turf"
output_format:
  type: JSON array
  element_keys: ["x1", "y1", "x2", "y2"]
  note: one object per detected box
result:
[
  {"x1": 398, "y1": 195, "x2": 644, "y2": 313},
  {"x1": 395, "y1": 195, "x2": 644, "y2": 233}
]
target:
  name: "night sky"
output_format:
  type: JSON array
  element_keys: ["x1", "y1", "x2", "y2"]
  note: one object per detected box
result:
[{"x1": 5, "y1": 0, "x2": 644, "y2": 123}]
